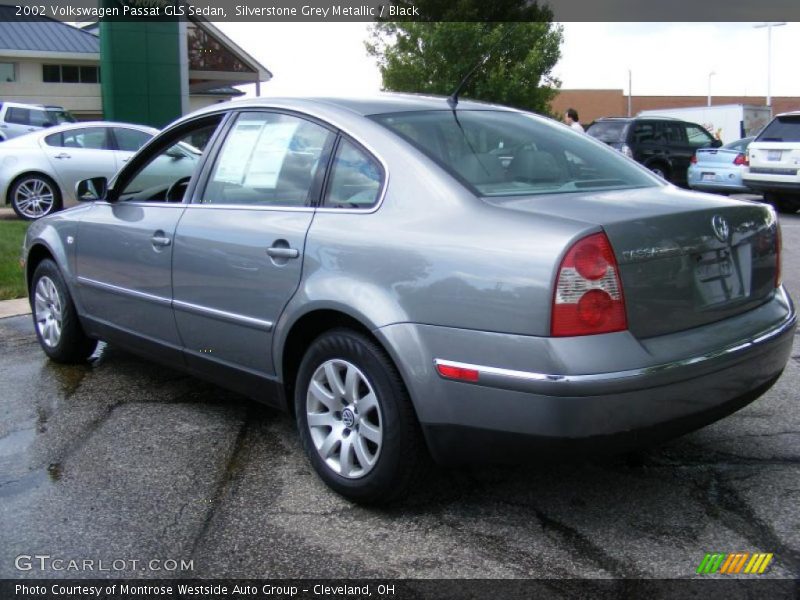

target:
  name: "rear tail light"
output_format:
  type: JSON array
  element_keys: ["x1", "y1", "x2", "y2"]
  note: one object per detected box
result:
[
  {"x1": 733, "y1": 153, "x2": 748, "y2": 166},
  {"x1": 690, "y1": 154, "x2": 697, "y2": 164},
  {"x1": 621, "y1": 144, "x2": 633, "y2": 158},
  {"x1": 551, "y1": 232, "x2": 627, "y2": 337},
  {"x1": 436, "y1": 362, "x2": 479, "y2": 382}
]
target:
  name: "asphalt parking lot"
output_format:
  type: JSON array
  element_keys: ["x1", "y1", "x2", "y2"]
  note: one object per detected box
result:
[{"x1": 1, "y1": 210, "x2": 798, "y2": 582}]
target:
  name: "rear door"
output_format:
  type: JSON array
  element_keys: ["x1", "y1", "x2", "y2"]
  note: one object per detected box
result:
[
  {"x1": 42, "y1": 127, "x2": 118, "y2": 200},
  {"x1": 172, "y1": 110, "x2": 335, "y2": 377}
]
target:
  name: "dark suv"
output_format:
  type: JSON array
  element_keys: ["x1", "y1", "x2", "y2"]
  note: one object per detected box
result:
[{"x1": 586, "y1": 117, "x2": 722, "y2": 186}]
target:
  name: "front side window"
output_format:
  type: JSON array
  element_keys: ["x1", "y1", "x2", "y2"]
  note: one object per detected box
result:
[
  {"x1": 202, "y1": 112, "x2": 333, "y2": 207},
  {"x1": 323, "y1": 138, "x2": 383, "y2": 208},
  {"x1": 117, "y1": 118, "x2": 219, "y2": 203},
  {"x1": 372, "y1": 110, "x2": 657, "y2": 197},
  {"x1": 586, "y1": 121, "x2": 628, "y2": 143}
]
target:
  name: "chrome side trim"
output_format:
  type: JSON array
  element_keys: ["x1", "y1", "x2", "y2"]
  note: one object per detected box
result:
[
  {"x1": 77, "y1": 276, "x2": 273, "y2": 331},
  {"x1": 77, "y1": 276, "x2": 172, "y2": 307},
  {"x1": 172, "y1": 299, "x2": 273, "y2": 331},
  {"x1": 434, "y1": 307, "x2": 796, "y2": 396}
]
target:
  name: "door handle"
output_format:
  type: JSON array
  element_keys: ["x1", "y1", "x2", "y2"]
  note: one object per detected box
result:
[
  {"x1": 266, "y1": 246, "x2": 299, "y2": 259},
  {"x1": 151, "y1": 235, "x2": 172, "y2": 248},
  {"x1": 54, "y1": 153, "x2": 71, "y2": 159}
]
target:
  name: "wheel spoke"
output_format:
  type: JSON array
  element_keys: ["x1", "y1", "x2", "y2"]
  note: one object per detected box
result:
[
  {"x1": 307, "y1": 412, "x2": 336, "y2": 428},
  {"x1": 318, "y1": 428, "x2": 341, "y2": 459},
  {"x1": 324, "y1": 362, "x2": 346, "y2": 397},
  {"x1": 309, "y1": 379, "x2": 338, "y2": 412},
  {"x1": 360, "y1": 391, "x2": 379, "y2": 414},
  {"x1": 359, "y1": 420, "x2": 381, "y2": 445},
  {"x1": 353, "y1": 436, "x2": 374, "y2": 468},
  {"x1": 339, "y1": 436, "x2": 355, "y2": 476},
  {"x1": 345, "y1": 365, "x2": 360, "y2": 404}
]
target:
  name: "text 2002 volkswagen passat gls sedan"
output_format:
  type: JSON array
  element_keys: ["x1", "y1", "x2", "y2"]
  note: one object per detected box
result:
[{"x1": 24, "y1": 95, "x2": 796, "y2": 503}]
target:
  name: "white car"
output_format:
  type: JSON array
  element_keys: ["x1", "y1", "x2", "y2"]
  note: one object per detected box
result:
[
  {"x1": 0, "y1": 101, "x2": 75, "y2": 141},
  {"x1": 743, "y1": 111, "x2": 800, "y2": 214},
  {"x1": 0, "y1": 121, "x2": 199, "y2": 219}
]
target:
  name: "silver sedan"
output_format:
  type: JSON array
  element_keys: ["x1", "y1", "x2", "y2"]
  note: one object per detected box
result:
[
  {"x1": 0, "y1": 121, "x2": 157, "y2": 220},
  {"x1": 23, "y1": 95, "x2": 796, "y2": 504}
]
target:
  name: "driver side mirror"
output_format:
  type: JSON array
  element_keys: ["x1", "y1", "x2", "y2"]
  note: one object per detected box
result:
[
  {"x1": 76, "y1": 177, "x2": 108, "y2": 202},
  {"x1": 165, "y1": 146, "x2": 184, "y2": 160}
]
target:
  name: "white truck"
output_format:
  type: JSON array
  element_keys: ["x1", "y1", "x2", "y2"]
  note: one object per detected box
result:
[{"x1": 637, "y1": 104, "x2": 771, "y2": 145}]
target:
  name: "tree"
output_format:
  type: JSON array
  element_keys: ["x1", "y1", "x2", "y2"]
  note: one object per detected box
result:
[{"x1": 366, "y1": 4, "x2": 563, "y2": 115}]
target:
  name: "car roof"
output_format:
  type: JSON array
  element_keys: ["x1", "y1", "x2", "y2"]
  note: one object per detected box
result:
[
  {"x1": 40, "y1": 121, "x2": 159, "y2": 134},
  {"x1": 774, "y1": 111, "x2": 800, "y2": 117},
  {"x1": 593, "y1": 116, "x2": 685, "y2": 122},
  {"x1": 186, "y1": 93, "x2": 518, "y2": 121}
]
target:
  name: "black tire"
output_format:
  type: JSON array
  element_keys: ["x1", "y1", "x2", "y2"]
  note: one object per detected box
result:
[
  {"x1": 30, "y1": 259, "x2": 97, "y2": 363},
  {"x1": 294, "y1": 328, "x2": 425, "y2": 505},
  {"x1": 648, "y1": 162, "x2": 670, "y2": 181},
  {"x1": 10, "y1": 173, "x2": 62, "y2": 220},
  {"x1": 765, "y1": 193, "x2": 800, "y2": 214}
]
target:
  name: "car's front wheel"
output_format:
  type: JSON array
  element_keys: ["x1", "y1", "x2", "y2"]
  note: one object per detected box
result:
[
  {"x1": 294, "y1": 328, "x2": 425, "y2": 504},
  {"x1": 31, "y1": 259, "x2": 97, "y2": 363},
  {"x1": 10, "y1": 174, "x2": 61, "y2": 220}
]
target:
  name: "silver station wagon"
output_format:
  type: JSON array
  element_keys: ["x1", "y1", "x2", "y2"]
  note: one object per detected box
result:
[{"x1": 24, "y1": 95, "x2": 796, "y2": 504}]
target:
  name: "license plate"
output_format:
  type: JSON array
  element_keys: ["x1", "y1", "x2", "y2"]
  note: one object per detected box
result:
[
  {"x1": 768, "y1": 150, "x2": 782, "y2": 161},
  {"x1": 696, "y1": 255, "x2": 732, "y2": 281},
  {"x1": 701, "y1": 172, "x2": 716, "y2": 182}
]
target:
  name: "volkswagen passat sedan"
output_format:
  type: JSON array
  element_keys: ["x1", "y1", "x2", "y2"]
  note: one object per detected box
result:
[
  {"x1": 23, "y1": 95, "x2": 796, "y2": 504},
  {"x1": 0, "y1": 121, "x2": 199, "y2": 220}
]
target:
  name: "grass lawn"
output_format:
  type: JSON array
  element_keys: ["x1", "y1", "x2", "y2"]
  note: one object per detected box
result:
[{"x1": 0, "y1": 220, "x2": 29, "y2": 300}]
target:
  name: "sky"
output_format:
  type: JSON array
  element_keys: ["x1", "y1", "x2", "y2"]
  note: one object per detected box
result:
[{"x1": 215, "y1": 22, "x2": 800, "y2": 100}]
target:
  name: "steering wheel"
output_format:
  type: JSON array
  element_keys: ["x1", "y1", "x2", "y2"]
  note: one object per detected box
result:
[{"x1": 165, "y1": 176, "x2": 191, "y2": 202}]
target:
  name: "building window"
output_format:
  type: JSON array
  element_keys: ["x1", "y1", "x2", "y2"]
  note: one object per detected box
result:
[
  {"x1": 0, "y1": 62, "x2": 15, "y2": 82},
  {"x1": 42, "y1": 64, "x2": 100, "y2": 83}
]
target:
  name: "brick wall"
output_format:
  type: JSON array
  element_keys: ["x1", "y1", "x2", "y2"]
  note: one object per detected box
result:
[{"x1": 550, "y1": 90, "x2": 800, "y2": 124}]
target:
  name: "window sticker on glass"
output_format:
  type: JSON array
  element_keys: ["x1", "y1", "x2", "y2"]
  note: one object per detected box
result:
[
  {"x1": 244, "y1": 121, "x2": 300, "y2": 188},
  {"x1": 213, "y1": 120, "x2": 263, "y2": 184}
]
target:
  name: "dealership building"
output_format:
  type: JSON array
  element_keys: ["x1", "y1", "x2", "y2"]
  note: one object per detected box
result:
[{"x1": 0, "y1": 6, "x2": 271, "y2": 126}]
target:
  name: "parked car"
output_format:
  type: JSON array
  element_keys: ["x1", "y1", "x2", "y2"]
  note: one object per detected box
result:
[
  {"x1": 0, "y1": 121, "x2": 198, "y2": 220},
  {"x1": 0, "y1": 102, "x2": 75, "y2": 141},
  {"x1": 687, "y1": 136, "x2": 754, "y2": 194},
  {"x1": 24, "y1": 95, "x2": 795, "y2": 504},
  {"x1": 742, "y1": 111, "x2": 800, "y2": 214},
  {"x1": 586, "y1": 116, "x2": 722, "y2": 186}
]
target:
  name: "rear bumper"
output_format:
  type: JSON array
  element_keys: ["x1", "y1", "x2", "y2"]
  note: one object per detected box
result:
[
  {"x1": 742, "y1": 178, "x2": 800, "y2": 195},
  {"x1": 376, "y1": 287, "x2": 796, "y2": 465}
]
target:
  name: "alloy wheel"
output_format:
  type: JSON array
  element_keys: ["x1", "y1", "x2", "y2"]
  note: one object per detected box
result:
[
  {"x1": 14, "y1": 178, "x2": 56, "y2": 219},
  {"x1": 34, "y1": 276, "x2": 63, "y2": 348},
  {"x1": 306, "y1": 359, "x2": 383, "y2": 478}
]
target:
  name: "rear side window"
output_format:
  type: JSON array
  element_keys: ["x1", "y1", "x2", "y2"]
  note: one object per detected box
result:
[
  {"x1": 49, "y1": 127, "x2": 110, "y2": 150},
  {"x1": 757, "y1": 115, "x2": 800, "y2": 142},
  {"x1": 6, "y1": 107, "x2": 30, "y2": 125},
  {"x1": 113, "y1": 127, "x2": 152, "y2": 152},
  {"x1": 685, "y1": 124, "x2": 714, "y2": 147},
  {"x1": 586, "y1": 121, "x2": 628, "y2": 143},
  {"x1": 323, "y1": 139, "x2": 383, "y2": 209}
]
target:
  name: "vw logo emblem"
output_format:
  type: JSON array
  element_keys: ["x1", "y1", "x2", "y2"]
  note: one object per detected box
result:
[
  {"x1": 342, "y1": 408, "x2": 355, "y2": 428},
  {"x1": 711, "y1": 215, "x2": 730, "y2": 243}
]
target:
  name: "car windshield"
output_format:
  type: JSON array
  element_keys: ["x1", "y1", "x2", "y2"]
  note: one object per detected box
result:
[
  {"x1": 371, "y1": 110, "x2": 656, "y2": 197},
  {"x1": 585, "y1": 120, "x2": 629, "y2": 143},
  {"x1": 46, "y1": 109, "x2": 76, "y2": 124},
  {"x1": 756, "y1": 115, "x2": 800, "y2": 142}
]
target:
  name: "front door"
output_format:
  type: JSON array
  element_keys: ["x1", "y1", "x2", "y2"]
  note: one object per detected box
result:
[
  {"x1": 75, "y1": 117, "x2": 225, "y2": 360},
  {"x1": 172, "y1": 111, "x2": 335, "y2": 376}
]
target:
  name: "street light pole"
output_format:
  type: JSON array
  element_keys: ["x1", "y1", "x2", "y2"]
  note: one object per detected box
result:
[
  {"x1": 627, "y1": 69, "x2": 632, "y2": 117},
  {"x1": 707, "y1": 71, "x2": 715, "y2": 107},
  {"x1": 754, "y1": 22, "x2": 786, "y2": 108}
]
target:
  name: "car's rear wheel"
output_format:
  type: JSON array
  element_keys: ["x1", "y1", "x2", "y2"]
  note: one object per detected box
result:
[
  {"x1": 294, "y1": 328, "x2": 424, "y2": 504},
  {"x1": 31, "y1": 259, "x2": 97, "y2": 363},
  {"x1": 10, "y1": 174, "x2": 61, "y2": 220},
  {"x1": 648, "y1": 162, "x2": 670, "y2": 181}
]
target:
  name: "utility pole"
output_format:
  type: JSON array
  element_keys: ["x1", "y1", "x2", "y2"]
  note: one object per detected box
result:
[
  {"x1": 707, "y1": 71, "x2": 715, "y2": 107},
  {"x1": 754, "y1": 22, "x2": 786, "y2": 108},
  {"x1": 627, "y1": 69, "x2": 632, "y2": 117}
]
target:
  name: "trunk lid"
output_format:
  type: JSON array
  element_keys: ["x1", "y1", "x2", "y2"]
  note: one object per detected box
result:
[
  {"x1": 694, "y1": 148, "x2": 741, "y2": 167},
  {"x1": 486, "y1": 187, "x2": 780, "y2": 338}
]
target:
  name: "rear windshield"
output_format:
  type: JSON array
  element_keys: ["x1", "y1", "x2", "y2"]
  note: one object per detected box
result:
[
  {"x1": 371, "y1": 110, "x2": 655, "y2": 197},
  {"x1": 756, "y1": 115, "x2": 800, "y2": 143},
  {"x1": 585, "y1": 120, "x2": 629, "y2": 143}
]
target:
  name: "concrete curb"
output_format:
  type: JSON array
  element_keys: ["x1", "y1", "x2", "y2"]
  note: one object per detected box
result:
[{"x1": 0, "y1": 298, "x2": 31, "y2": 319}]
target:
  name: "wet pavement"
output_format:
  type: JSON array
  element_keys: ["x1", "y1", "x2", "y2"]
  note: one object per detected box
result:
[{"x1": 0, "y1": 213, "x2": 799, "y2": 581}]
